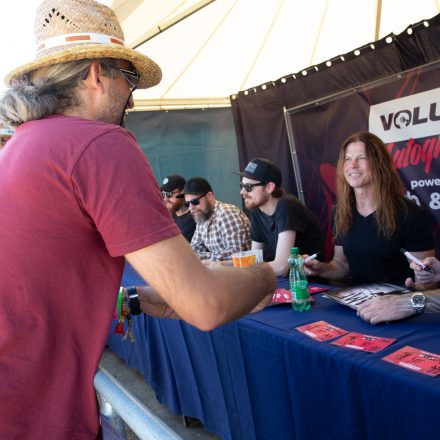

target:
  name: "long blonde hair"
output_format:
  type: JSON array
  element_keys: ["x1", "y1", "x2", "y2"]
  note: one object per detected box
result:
[{"x1": 333, "y1": 131, "x2": 407, "y2": 240}]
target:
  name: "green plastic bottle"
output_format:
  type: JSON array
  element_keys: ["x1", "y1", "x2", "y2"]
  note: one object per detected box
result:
[{"x1": 288, "y1": 247, "x2": 311, "y2": 312}]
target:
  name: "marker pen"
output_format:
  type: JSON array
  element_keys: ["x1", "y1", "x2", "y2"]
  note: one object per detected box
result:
[
  {"x1": 400, "y1": 248, "x2": 433, "y2": 273},
  {"x1": 304, "y1": 253, "x2": 318, "y2": 263}
]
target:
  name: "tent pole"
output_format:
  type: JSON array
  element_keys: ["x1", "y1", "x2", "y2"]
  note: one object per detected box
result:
[{"x1": 284, "y1": 106, "x2": 305, "y2": 203}]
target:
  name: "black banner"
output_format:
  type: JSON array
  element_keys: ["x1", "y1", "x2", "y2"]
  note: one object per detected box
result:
[{"x1": 288, "y1": 63, "x2": 440, "y2": 257}]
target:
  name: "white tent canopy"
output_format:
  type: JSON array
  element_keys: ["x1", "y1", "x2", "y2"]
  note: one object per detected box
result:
[{"x1": 113, "y1": 0, "x2": 440, "y2": 110}]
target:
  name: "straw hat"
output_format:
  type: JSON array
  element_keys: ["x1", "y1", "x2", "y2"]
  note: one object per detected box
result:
[{"x1": 4, "y1": 0, "x2": 161, "y2": 89}]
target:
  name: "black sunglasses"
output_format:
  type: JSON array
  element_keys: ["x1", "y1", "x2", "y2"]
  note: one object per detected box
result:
[
  {"x1": 113, "y1": 65, "x2": 140, "y2": 92},
  {"x1": 162, "y1": 190, "x2": 181, "y2": 199},
  {"x1": 100, "y1": 61, "x2": 140, "y2": 92},
  {"x1": 240, "y1": 182, "x2": 267, "y2": 192},
  {"x1": 184, "y1": 193, "x2": 207, "y2": 208}
]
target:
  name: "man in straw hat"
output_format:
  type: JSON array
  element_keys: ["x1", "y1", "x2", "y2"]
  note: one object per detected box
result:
[{"x1": 0, "y1": 0, "x2": 275, "y2": 438}]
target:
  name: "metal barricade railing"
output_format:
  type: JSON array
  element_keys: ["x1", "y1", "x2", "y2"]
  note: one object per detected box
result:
[{"x1": 94, "y1": 367, "x2": 183, "y2": 440}]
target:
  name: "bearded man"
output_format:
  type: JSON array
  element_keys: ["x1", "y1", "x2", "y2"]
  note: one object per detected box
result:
[{"x1": 183, "y1": 177, "x2": 251, "y2": 261}]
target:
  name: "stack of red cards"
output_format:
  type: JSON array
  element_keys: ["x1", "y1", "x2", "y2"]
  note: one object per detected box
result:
[
  {"x1": 271, "y1": 286, "x2": 328, "y2": 304},
  {"x1": 383, "y1": 346, "x2": 440, "y2": 377},
  {"x1": 331, "y1": 332, "x2": 395, "y2": 353},
  {"x1": 296, "y1": 320, "x2": 347, "y2": 341}
]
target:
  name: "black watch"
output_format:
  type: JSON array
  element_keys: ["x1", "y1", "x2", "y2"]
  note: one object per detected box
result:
[
  {"x1": 126, "y1": 286, "x2": 141, "y2": 315},
  {"x1": 410, "y1": 293, "x2": 426, "y2": 314}
]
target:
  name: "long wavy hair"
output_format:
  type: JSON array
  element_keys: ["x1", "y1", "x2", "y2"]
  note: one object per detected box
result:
[
  {"x1": 333, "y1": 131, "x2": 407, "y2": 240},
  {"x1": 0, "y1": 58, "x2": 118, "y2": 127}
]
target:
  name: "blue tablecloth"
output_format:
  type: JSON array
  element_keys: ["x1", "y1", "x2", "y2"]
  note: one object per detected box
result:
[{"x1": 107, "y1": 264, "x2": 440, "y2": 440}]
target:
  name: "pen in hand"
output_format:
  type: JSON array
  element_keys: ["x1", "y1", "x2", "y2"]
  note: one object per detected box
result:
[{"x1": 400, "y1": 248, "x2": 433, "y2": 273}]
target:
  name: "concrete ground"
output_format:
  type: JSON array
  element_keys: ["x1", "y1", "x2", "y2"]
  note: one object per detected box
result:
[{"x1": 99, "y1": 348, "x2": 220, "y2": 440}]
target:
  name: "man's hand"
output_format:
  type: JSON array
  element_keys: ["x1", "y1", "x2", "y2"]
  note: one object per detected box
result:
[
  {"x1": 137, "y1": 286, "x2": 180, "y2": 319},
  {"x1": 409, "y1": 257, "x2": 440, "y2": 286},
  {"x1": 303, "y1": 255, "x2": 324, "y2": 276},
  {"x1": 357, "y1": 294, "x2": 415, "y2": 324}
]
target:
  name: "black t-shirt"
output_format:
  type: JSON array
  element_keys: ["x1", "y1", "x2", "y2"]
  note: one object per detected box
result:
[
  {"x1": 335, "y1": 200, "x2": 434, "y2": 285},
  {"x1": 251, "y1": 194, "x2": 324, "y2": 261},
  {"x1": 173, "y1": 210, "x2": 196, "y2": 242}
]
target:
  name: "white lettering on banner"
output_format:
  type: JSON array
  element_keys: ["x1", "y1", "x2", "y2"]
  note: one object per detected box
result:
[
  {"x1": 430, "y1": 192, "x2": 440, "y2": 209},
  {"x1": 410, "y1": 178, "x2": 440, "y2": 189},
  {"x1": 369, "y1": 88, "x2": 440, "y2": 143},
  {"x1": 405, "y1": 191, "x2": 420, "y2": 206}
]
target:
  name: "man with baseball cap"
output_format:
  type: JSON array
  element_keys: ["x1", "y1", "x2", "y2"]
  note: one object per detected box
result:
[
  {"x1": 239, "y1": 158, "x2": 324, "y2": 276},
  {"x1": 160, "y1": 174, "x2": 196, "y2": 242},
  {"x1": 0, "y1": 1, "x2": 275, "y2": 437},
  {"x1": 0, "y1": 124, "x2": 14, "y2": 150},
  {"x1": 183, "y1": 177, "x2": 251, "y2": 261}
]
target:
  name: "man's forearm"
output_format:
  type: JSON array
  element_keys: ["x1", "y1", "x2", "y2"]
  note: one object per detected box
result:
[
  {"x1": 203, "y1": 263, "x2": 276, "y2": 325},
  {"x1": 425, "y1": 290, "x2": 440, "y2": 313},
  {"x1": 135, "y1": 286, "x2": 180, "y2": 319},
  {"x1": 135, "y1": 264, "x2": 275, "y2": 327}
]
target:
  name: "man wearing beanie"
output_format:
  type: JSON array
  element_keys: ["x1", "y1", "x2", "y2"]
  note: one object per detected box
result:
[
  {"x1": 238, "y1": 158, "x2": 324, "y2": 276},
  {"x1": 161, "y1": 174, "x2": 196, "y2": 242},
  {"x1": 183, "y1": 177, "x2": 251, "y2": 261}
]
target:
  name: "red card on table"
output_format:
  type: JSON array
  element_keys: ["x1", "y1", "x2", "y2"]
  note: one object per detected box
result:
[
  {"x1": 382, "y1": 346, "x2": 440, "y2": 377},
  {"x1": 271, "y1": 286, "x2": 328, "y2": 304},
  {"x1": 296, "y1": 320, "x2": 348, "y2": 341},
  {"x1": 331, "y1": 332, "x2": 396, "y2": 353}
]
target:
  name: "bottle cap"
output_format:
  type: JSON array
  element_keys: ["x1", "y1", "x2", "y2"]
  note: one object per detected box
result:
[{"x1": 290, "y1": 247, "x2": 299, "y2": 254}]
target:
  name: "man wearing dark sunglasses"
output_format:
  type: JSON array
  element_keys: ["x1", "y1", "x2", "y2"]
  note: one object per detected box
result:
[
  {"x1": 183, "y1": 177, "x2": 251, "y2": 261},
  {"x1": 160, "y1": 174, "x2": 196, "y2": 242},
  {"x1": 238, "y1": 158, "x2": 325, "y2": 276}
]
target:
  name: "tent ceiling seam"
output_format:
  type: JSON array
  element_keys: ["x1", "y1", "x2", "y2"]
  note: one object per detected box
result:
[
  {"x1": 308, "y1": 0, "x2": 330, "y2": 67},
  {"x1": 160, "y1": 0, "x2": 239, "y2": 99},
  {"x1": 239, "y1": 0, "x2": 285, "y2": 91},
  {"x1": 129, "y1": 0, "x2": 216, "y2": 49}
]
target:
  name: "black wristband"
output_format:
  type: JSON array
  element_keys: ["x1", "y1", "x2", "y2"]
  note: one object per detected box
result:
[{"x1": 127, "y1": 286, "x2": 141, "y2": 315}]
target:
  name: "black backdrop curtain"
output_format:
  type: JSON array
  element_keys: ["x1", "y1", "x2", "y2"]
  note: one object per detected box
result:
[
  {"x1": 231, "y1": 14, "x2": 440, "y2": 197},
  {"x1": 231, "y1": 14, "x2": 440, "y2": 257}
]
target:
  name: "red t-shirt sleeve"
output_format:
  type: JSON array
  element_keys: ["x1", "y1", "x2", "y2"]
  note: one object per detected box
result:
[{"x1": 71, "y1": 128, "x2": 179, "y2": 256}]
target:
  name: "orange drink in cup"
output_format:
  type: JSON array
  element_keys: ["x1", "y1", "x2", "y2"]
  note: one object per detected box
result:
[{"x1": 231, "y1": 250, "x2": 263, "y2": 268}]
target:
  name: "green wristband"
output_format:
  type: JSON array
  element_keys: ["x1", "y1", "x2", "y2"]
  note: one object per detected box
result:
[{"x1": 117, "y1": 287, "x2": 124, "y2": 320}]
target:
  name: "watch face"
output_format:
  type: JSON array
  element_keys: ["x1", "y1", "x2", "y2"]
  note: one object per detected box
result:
[{"x1": 411, "y1": 294, "x2": 426, "y2": 313}]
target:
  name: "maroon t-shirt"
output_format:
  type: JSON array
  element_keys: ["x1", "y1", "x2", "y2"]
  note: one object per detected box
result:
[{"x1": 0, "y1": 115, "x2": 179, "y2": 438}]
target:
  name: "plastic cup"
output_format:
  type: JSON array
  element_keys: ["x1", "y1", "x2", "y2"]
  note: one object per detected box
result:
[{"x1": 231, "y1": 250, "x2": 263, "y2": 268}]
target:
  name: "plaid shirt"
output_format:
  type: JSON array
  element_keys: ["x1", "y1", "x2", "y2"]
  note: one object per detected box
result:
[{"x1": 191, "y1": 200, "x2": 251, "y2": 261}]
